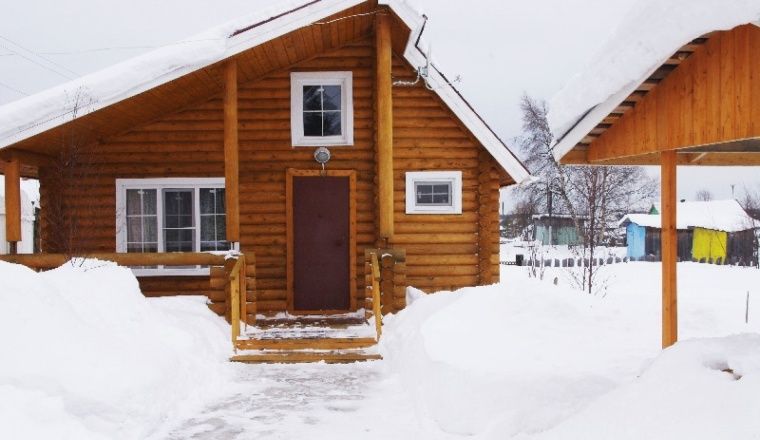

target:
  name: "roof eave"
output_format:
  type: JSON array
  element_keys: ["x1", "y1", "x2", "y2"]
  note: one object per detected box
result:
[{"x1": 382, "y1": 0, "x2": 530, "y2": 183}]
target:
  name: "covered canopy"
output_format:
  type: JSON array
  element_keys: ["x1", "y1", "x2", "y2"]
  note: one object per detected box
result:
[{"x1": 549, "y1": 1, "x2": 760, "y2": 348}]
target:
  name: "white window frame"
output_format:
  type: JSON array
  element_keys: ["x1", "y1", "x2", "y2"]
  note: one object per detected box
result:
[
  {"x1": 405, "y1": 171, "x2": 463, "y2": 215},
  {"x1": 115, "y1": 177, "x2": 225, "y2": 276},
  {"x1": 290, "y1": 71, "x2": 354, "y2": 146}
]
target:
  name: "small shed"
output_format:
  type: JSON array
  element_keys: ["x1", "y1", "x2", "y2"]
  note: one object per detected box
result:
[
  {"x1": 531, "y1": 214, "x2": 582, "y2": 246},
  {"x1": 619, "y1": 200, "x2": 758, "y2": 263}
]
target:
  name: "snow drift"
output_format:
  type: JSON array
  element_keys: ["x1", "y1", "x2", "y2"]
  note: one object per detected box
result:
[
  {"x1": 0, "y1": 260, "x2": 232, "y2": 439},
  {"x1": 522, "y1": 334, "x2": 760, "y2": 440},
  {"x1": 382, "y1": 262, "x2": 760, "y2": 438},
  {"x1": 380, "y1": 280, "x2": 652, "y2": 437}
]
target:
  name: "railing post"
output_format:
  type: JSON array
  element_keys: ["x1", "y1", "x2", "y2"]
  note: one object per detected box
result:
[
  {"x1": 238, "y1": 254, "x2": 247, "y2": 332},
  {"x1": 371, "y1": 252, "x2": 382, "y2": 340},
  {"x1": 228, "y1": 258, "x2": 241, "y2": 349}
]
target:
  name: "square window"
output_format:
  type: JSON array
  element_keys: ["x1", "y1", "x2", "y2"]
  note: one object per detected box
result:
[
  {"x1": 291, "y1": 72, "x2": 353, "y2": 146},
  {"x1": 406, "y1": 171, "x2": 463, "y2": 215}
]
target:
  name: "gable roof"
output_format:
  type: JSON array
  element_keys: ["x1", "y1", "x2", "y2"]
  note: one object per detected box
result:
[
  {"x1": 618, "y1": 199, "x2": 760, "y2": 233},
  {"x1": 0, "y1": 0, "x2": 529, "y2": 183},
  {"x1": 548, "y1": 0, "x2": 760, "y2": 162}
]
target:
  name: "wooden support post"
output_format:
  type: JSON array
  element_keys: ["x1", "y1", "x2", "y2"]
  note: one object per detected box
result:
[
  {"x1": 477, "y1": 152, "x2": 495, "y2": 284},
  {"x1": 223, "y1": 59, "x2": 240, "y2": 244},
  {"x1": 661, "y1": 150, "x2": 678, "y2": 348},
  {"x1": 375, "y1": 12, "x2": 394, "y2": 242},
  {"x1": 4, "y1": 157, "x2": 21, "y2": 254}
]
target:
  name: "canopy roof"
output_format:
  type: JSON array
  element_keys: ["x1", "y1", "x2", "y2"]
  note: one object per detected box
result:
[
  {"x1": 0, "y1": 0, "x2": 529, "y2": 183},
  {"x1": 618, "y1": 199, "x2": 759, "y2": 233},
  {"x1": 549, "y1": 0, "x2": 760, "y2": 164}
]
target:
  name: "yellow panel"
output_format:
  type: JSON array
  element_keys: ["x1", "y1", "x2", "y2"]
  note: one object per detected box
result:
[{"x1": 692, "y1": 227, "x2": 728, "y2": 262}]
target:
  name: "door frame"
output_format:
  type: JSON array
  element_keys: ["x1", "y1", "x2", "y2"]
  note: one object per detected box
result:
[{"x1": 286, "y1": 168, "x2": 357, "y2": 314}]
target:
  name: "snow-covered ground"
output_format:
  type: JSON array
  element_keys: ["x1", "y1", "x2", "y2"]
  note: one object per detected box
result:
[
  {"x1": 382, "y1": 260, "x2": 760, "y2": 439},
  {"x1": 0, "y1": 260, "x2": 236, "y2": 439},
  {"x1": 2, "y1": 252, "x2": 759, "y2": 439}
]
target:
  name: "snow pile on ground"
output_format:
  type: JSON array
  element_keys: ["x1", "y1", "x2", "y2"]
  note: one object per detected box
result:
[
  {"x1": 521, "y1": 334, "x2": 760, "y2": 440},
  {"x1": 0, "y1": 260, "x2": 233, "y2": 440},
  {"x1": 381, "y1": 262, "x2": 760, "y2": 438}
]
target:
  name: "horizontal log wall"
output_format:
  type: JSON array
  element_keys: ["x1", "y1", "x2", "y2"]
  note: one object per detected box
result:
[
  {"x1": 38, "y1": 94, "x2": 228, "y2": 305},
  {"x1": 238, "y1": 39, "x2": 376, "y2": 313},
  {"x1": 391, "y1": 54, "x2": 501, "y2": 292}
]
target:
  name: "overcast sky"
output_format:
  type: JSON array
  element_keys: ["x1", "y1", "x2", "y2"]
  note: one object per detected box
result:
[{"x1": 1, "y1": 0, "x2": 758, "y2": 206}]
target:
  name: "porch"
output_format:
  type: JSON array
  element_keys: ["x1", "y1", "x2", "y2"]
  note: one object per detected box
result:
[{"x1": 0, "y1": 248, "x2": 406, "y2": 363}]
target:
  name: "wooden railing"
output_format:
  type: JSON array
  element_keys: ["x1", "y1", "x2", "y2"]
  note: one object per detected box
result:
[
  {"x1": 0, "y1": 251, "x2": 252, "y2": 351},
  {"x1": 0, "y1": 252, "x2": 230, "y2": 268},
  {"x1": 227, "y1": 254, "x2": 248, "y2": 348},
  {"x1": 370, "y1": 252, "x2": 382, "y2": 340}
]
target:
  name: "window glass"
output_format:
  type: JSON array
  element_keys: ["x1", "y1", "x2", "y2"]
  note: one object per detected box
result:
[
  {"x1": 415, "y1": 182, "x2": 452, "y2": 206},
  {"x1": 302, "y1": 84, "x2": 342, "y2": 137},
  {"x1": 200, "y1": 188, "x2": 230, "y2": 251},
  {"x1": 125, "y1": 189, "x2": 158, "y2": 253},
  {"x1": 163, "y1": 189, "x2": 195, "y2": 252}
]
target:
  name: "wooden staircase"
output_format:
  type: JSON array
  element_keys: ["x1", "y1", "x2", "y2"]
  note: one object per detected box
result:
[
  {"x1": 229, "y1": 252, "x2": 386, "y2": 364},
  {"x1": 229, "y1": 318, "x2": 381, "y2": 364}
]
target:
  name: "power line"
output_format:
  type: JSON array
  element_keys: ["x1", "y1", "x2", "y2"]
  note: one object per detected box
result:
[
  {"x1": 0, "y1": 80, "x2": 28, "y2": 96},
  {"x1": 0, "y1": 34, "x2": 79, "y2": 79},
  {"x1": 36, "y1": 37, "x2": 224, "y2": 56}
]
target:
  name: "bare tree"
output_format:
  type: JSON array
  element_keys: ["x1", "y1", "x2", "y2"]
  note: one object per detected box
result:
[
  {"x1": 695, "y1": 189, "x2": 713, "y2": 201},
  {"x1": 39, "y1": 88, "x2": 102, "y2": 260},
  {"x1": 514, "y1": 94, "x2": 657, "y2": 293}
]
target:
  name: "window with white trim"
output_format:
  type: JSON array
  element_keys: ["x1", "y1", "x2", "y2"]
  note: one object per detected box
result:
[
  {"x1": 405, "y1": 171, "x2": 463, "y2": 214},
  {"x1": 116, "y1": 178, "x2": 229, "y2": 275},
  {"x1": 291, "y1": 71, "x2": 353, "y2": 146}
]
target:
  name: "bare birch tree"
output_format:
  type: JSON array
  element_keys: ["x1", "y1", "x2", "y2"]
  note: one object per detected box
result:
[{"x1": 513, "y1": 94, "x2": 657, "y2": 293}]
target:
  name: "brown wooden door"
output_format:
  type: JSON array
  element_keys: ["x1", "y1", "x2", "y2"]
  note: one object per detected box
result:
[{"x1": 292, "y1": 176, "x2": 350, "y2": 311}]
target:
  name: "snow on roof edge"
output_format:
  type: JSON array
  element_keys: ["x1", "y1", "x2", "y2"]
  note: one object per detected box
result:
[
  {"x1": 0, "y1": 0, "x2": 529, "y2": 183},
  {"x1": 382, "y1": 0, "x2": 530, "y2": 183},
  {"x1": 0, "y1": 0, "x2": 359, "y2": 149},
  {"x1": 547, "y1": 1, "x2": 760, "y2": 162},
  {"x1": 618, "y1": 199, "x2": 760, "y2": 233}
]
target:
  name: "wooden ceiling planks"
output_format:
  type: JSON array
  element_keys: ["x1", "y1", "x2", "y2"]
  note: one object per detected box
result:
[{"x1": 569, "y1": 36, "x2": 711, "y2": 155}]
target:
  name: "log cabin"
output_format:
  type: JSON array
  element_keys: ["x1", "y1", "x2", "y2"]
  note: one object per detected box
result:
[
  {"x1": 549, "y1": 3, "x2": 760, "y2": 348},
  {"x1": 0, "y1": 0, "x2": 529, "y2": 352}
]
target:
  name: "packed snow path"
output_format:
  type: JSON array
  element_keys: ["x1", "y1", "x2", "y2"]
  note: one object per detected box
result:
[{"x1": 165, "y1": 361, "x2": 458, "y2": 440}]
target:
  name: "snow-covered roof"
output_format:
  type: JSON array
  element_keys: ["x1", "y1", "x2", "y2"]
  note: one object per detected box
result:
[
  {"x1": 0, "y1": 0, "x2": 529, "y2": 183},
  {"x1": 549, "y1": 0, "x2": 760, "y2": 161},
  {"x1": 618, "y1": 199, "x2": 760, "y2": 233}
]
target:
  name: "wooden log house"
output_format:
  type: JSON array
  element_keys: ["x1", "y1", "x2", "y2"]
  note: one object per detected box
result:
[
  {"x1": 0, "y1": 1, "x2": 529, "y2": 325},
  {"x1": 551, "y1": 17, "x2": 760, "y2": 347}
]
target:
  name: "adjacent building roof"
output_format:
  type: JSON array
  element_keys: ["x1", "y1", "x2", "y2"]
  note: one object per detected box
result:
[
  {"x1": 549, "y1": 0, "x2": 760, "y2": 162},
  {"x1": 0, "y1": 0, "x2": 529, "y2": 183},
  {"x1": 618, "y1": 199, "x2": 760, "y2": 233}
]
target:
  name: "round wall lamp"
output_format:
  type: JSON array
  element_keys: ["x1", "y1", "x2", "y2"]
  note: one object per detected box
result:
[{"x1": 314, "y1": 147, "x2": 331, "y2": 172}]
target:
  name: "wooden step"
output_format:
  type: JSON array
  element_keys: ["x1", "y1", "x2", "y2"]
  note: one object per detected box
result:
[
  {"x1": 235, "y1": 337, "x2": 377, "y2": 351},
  {"x1": 230, "y1": 351, "x2": 382, "y2": 364}
]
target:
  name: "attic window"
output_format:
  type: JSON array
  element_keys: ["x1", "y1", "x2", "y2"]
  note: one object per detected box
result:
[
  {"x1": 405, "y1": 171, "x2": 463, "y2": 214},
  {"x1": 291, "y1": 71, "x2": 353, "y2": 146}
]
